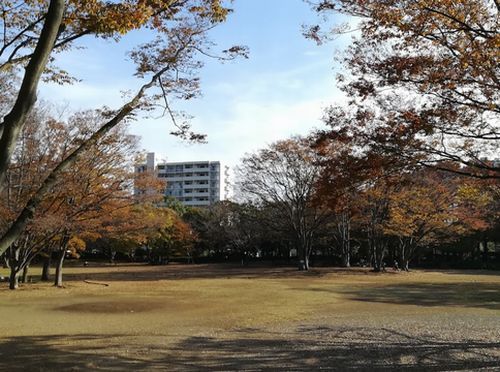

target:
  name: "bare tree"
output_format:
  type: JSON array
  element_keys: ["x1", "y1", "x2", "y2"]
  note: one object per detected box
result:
[{"x1": 236, "y1": 137, "x2": 332, "y2": 270}]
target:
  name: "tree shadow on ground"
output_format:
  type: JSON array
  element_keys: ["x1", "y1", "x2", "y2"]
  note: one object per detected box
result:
[
  {"x1": 0, "y1": 327, "x2": 499, "y2": 371},
  {"x1": 427, "y1": 269, "x2": 500, "y2": 277},
  {"x1": 333, "y1": 282, "x2": 500, "y2": 310},
  {"x1": 48, "y1": 264, "x2": 373, "y2": 283}
]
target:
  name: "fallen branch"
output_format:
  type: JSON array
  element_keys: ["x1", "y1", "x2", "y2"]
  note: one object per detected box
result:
[{"x1": 83, "y1": 280, "x2": 109, "y2": 287}]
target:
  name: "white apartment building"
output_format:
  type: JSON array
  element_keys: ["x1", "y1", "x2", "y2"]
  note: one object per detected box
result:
[{"x1": 137, "y1": 153, "x2": 222, "y2": 207}]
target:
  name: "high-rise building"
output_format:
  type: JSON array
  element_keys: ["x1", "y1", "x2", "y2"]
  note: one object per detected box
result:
[{"x1": 136, "y1": 153, "x2": 221, "y2": 207}]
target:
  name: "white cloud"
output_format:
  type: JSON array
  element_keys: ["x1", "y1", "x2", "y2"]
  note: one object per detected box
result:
[
  {"x1": 133, "y1": 90, "x2": 346, "y2": 168},
  {"x1": 124, "y1": 50, "x2": 348, "y2": 167}
]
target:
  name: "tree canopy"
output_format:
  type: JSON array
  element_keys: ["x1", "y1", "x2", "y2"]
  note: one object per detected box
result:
[{"x1": 306, "y1": 0, "x2": 499, "y2": 178}]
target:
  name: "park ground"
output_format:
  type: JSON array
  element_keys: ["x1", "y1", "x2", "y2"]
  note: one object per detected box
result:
[{"x1": 0, "y1": 264, "x2": 499, "y2": 371}]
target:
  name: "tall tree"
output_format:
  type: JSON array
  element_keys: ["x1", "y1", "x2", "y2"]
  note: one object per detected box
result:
[
  {"x1": 237, "y1": 137, "x2": 331, "y2": 270},
  {"x1": 312, "y1": 119, "x2": 401, "y2": 268}
]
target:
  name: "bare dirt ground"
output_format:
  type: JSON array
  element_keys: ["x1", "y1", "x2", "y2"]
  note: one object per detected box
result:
[{"x1": 0, "y1": 263, "x2": 499, "y2": 371}]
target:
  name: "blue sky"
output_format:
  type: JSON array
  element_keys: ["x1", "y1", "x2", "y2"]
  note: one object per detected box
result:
[{"x1": 39, "y1": 0, "x2": 352, "y2": 167}]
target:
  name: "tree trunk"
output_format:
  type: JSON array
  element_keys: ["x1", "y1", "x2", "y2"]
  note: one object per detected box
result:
[
  {"x1": 341, "y1": 252, "x2": 350, "y2": 268},
  {"x1": 0, "y1": 0, "x2": 66, "y2": 195},
  {"x1": 368, "y1": 232, "x2": 376, "y2": 269},
  {"x1": 9, "y1": 266, "x2": 19, "y2": 290},
  {"x1": 399, "y1": 250, "x2": 410, "y2": 271},
  {"x1": 372, "y1": 240, "x2": 385, "y2": 272},
  {"x1": 41, "y1": 255, "x2": 51, "y2": 281},
  {"x1": 21, "y1": 265, "x2": 29, "y2": 283},
  {"x1": 298, "y1": 246, "x2": 310, "y2": 271},
  {"x1": 340, "y1": 238, "x2": 351, "y2": 266},
  {"x1": 54, "y1": 248, "x2": 65, "y2": 287},
  {"x1": 398, "y1": 238, "x2": 414, "y2": 272},
  {"x1": 339, "y1": 212, "x2": 351, "y2": 267},
  {"x1": 402, "y1": 259, "x2": 409, "y2": 272},
  {"x1": 399, "y1": 241, "x2": 406, "y2": 271},
  {"x1": 7, "y1": 244, "x2": 21, "y2": 289},
  {"x1": 373, "y1": 258, "x2": 381, "y2": 272}
]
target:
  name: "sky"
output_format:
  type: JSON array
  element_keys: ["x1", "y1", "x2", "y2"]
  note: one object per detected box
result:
[{"x1": 39, "y1": 0, "x2": 353, "y2": 168}]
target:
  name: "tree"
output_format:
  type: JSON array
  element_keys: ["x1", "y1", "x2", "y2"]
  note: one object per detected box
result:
[
  {"x1": 313, "y1": 112, "x2": 499, "y2": 270},
  {"x1": 384, "y1": 172, "x2": 460, "y2": 271},
  {"x1": 0, "y1": 106, "x2": 165, "y2": 288},
  {"x1": 223, "y1": 202, "x2": 264, "y2": 262},
  {"x1": 191, "y1": 201, "x2": 263, "y2": 262},
  {"x1": 53, "y1": 235, "x2": 86, "y2": 287},
  {"x1": 166, "y1": 215, "x2": 198, "y2": 263},
  {"x1": 312, "y1": 129, "x2": 378, "y2": 267},
  {"x1": 183, "y1": 201, "x2": 233, "y2": 260},
  {"x1": 237, "y1": 137, "x2": 332, "y2": 270},
  {"x1": 307, "y1": 0, "x2": 499, "y2": 179},
  {"x1": 357, "y1": 179, "x2": 392, "y2": 272},
  {"x1": 0, "y1": 0, "x2": 247, "y2": 256},
  {"x1": 453, "y1": 176, "x2": 499, "y2": 262},
  {"x1": 1, "y1": 105, "x2": 72, "y2": 289}
]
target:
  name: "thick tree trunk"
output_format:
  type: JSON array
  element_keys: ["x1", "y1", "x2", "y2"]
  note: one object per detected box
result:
[
  {"x1": 54, "y1": 248, "x2": 65, "y2": 287},
  {"x1": 9, "y1": 267, "x2": 19, "y2": 290},
  {"x1": 7, "y1": 245, "x2": 21, "y2": 289},
  {"x1": 41, "y1": 255, "x2": 51, "y2": 281}
]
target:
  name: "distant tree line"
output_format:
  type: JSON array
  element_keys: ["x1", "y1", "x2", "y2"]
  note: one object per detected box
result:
[
  {"x1": 80, "y1": 131, "x2": 499, "y2": 273},
  {"x1": 138, "y1": 135, "x2": 497, "y2": 272}
]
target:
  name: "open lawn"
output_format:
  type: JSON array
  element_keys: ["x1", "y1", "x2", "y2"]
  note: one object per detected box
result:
[{"x1": 1, "y1": 264, "x2": 499, "y2": 371}]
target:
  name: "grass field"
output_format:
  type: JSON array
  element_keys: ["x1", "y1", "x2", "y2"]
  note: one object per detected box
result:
[{"x1": 1, "y1": 263, "x2": 499, "y2": 371}]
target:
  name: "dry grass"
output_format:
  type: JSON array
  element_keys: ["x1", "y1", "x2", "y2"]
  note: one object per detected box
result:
[{"x1": 0, "y1": 263, "x2": 499, "y2": 371}]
